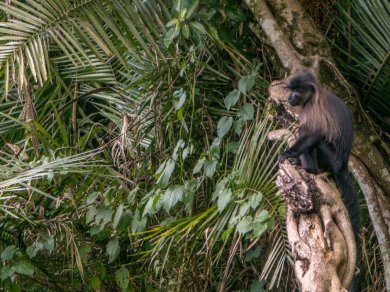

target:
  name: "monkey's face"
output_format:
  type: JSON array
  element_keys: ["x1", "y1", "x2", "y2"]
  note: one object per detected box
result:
[
  {"x1": 288, "y1": 88, "x2": 313, "y2": 107},
  {"x1": 287, "y1": 71, "x2": 316, "y2": 107}
]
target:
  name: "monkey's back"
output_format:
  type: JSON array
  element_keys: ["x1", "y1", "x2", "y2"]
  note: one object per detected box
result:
[{"x1": 325, "y1": 93, "x2": 354, "y2": 168}]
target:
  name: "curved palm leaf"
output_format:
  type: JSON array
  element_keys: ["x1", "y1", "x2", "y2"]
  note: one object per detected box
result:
[{"x1": 0, "y1": 0, "x2": 171, "y2": 97}]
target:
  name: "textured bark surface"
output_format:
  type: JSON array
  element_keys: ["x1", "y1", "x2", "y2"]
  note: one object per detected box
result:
[
  {"x1": 246, "y1": 0, "x2": 390, "y2": 290},
  {"x1": 277, "y1": 160, "x2": 356, "y2": 292}
]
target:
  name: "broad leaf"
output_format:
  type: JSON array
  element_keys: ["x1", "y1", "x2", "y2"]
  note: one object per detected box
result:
[
  {"x1": 162, "y1": 185, "x2": 184, "y2": 212},
  {"x1": 224, "y1": 89, "x2": 240, "y2": 110},
  {"x1": 217, "y1": 116, "x2": 233, "y2": 138},
  {"x1": 1, "y1": 245, "x2": 17, "y2": 261},
  {"x1": 106, "y1": 239, "x2": 120, "y2": 263},
  {"x1": 217, "y1": 189, "x2": 232, "y2": 212},
  {"x1": 204, "y1": 160, "x2": 217, "y2": 178},
  {"x1": 13, "y1": 261, "x2": 35, "y2": 276},
  {"x1": 237, "y1": 103, "x2": 255, "y2": 121},
  {"x1": 115, "y1": 267, "x2": 129, "y2": 289}
]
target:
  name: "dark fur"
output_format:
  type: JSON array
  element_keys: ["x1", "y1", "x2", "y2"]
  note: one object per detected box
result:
[{"x1": 281, "y1": 71, "x2": 360, "y2": 291}]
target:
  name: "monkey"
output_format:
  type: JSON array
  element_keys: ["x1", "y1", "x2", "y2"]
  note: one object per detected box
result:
[{"x1": 279, "y1": 70, "x2": 360, "y2": 291}]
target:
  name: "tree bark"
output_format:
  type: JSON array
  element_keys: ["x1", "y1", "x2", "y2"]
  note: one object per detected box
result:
[
  {"x1": 277, "y1": 160, "x2": 355, "y2": 291},
  {"x1": 246, "y1": 0, "x2": 390, "y2": 290}
]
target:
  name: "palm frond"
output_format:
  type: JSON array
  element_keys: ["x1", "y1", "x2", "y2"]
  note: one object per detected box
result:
[
  {"x1": 330, "y1": 0, "x2": 390, "y2": 127},
  {"x1": 0, "y1": 0, "x2": 172, "y2": 96}
]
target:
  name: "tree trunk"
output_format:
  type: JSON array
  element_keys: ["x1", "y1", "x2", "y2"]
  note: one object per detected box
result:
[{"x1": 245, "y1": 0, "x2": 390, "y2": 290}]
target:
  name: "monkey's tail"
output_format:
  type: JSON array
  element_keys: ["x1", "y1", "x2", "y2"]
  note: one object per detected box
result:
[
  {"x1": 335, "y1": 165, "x2": 360, "y2": 292},
  {"x1": 335, "y1": 165, "x2": 360, "y2": 241}
]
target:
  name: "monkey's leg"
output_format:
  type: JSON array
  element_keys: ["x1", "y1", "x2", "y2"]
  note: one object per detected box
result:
[
  {"x1": 316, "y1": 142, "x2": 341, "y2": 174},
  {"x1": 300, "y1": 149, "x2": 320, "y2": 174}
]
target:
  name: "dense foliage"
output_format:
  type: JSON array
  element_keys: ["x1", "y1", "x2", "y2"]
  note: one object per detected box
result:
[{"x1": 0, "y1": 0, "x2": 387, "y2": 290}]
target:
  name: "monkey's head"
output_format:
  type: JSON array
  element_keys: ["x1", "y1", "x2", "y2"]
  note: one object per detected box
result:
[{"x1": 286, "y1": 71, "x2": 316, "y2": 107}]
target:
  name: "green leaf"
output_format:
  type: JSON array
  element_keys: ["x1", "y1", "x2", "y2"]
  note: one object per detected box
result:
[
  {"x1": 95, "y1": 207, "x2": 113, "y2": 228},
  {"x1": 234, "y1": 118, "x2": 245, "y2": 135},
  {"x1": 90, "y1": 275, "x2": 101, "y2": 290},
  {"x1": 156, "y1": 159, "x2": 175, "y2": 188},
  {"x1": 249, "y1": 192, "x2": 263, "y2": 209},
  {"x1": 26, "y1": 242, "x2": 44, "y2": 258},
  {"x1": 238, "y1": 75, "x2": 256, "y2": 94},
  {"x1": 179, "y1": 8, "x2": 187, "y2": 19},
  {"x1": 204, "y1": 159, "x2": 217, "y2": 178},
  {"x1": 186, "y1": 0, "x2": 199, "y2": 18},
  {"x1": 182, "y1": 145, "x2": 193, "y2": 160},
  {"x1": 193, "y1": 157, "x2": 205, "y2": 174},
  {"x1": 210, "y1": 138, "x2": 221, "y2": 160},
  {"x1": 113, "y1": 204, "x2": 124, "y2": 229},
  {"x1": 224, "y1": 89, "x2": 240, "y2": 110},
  {"x1": 238, "y1": 202, "x2": 251, "y2": 218},
  {"x1": 87, "y1": 192, "x2": 100, "y2": 204},
  {"x1": 217, "y1": 189, "x2": 232, "y2": 213},
  {"x1": 131, "y1": 211, "x2": 147, "y2": 233},
  {"x1": 249, "y1": 280, "x2": 265, "y2": 292},
  {"x1": 173, "y1": 89, "x2": 187, "y2": 110},
  {"x1": 177, "y1": 108, "x2": 184, "y2": 120},
  {"x1": 164, "y1": 27, "x2": 180, "y2": 47},
  {"x1": 0, "y1": 266, "x2": 13, "y2": 281},
  {"x1": 162, "y1": 185, "x2": 184, "y2": 212},
  {"x1": 1, "y1": 245, "x2": 17, "y2": 260},
  {"x1": 182, "y1": 24, "x2": 190, "y2": 39},
  {"x1": 106, "y1": 239, "x2": 120, "y2": 263},
  {"x1": 197, "y1": 8, "x2": 216, "y2": 21},
  {"x1": 172, "y1": 0, "x2": 182, "y2": 11},
  {"x1": 245, "y1": 246, "x2": 261, "y2": 262},
  {"x1": 226, "y1": 7, "x2": 247, "y2": 22},
  {"x1": 212, "y1": 177, "x2": 230, "y2": 201},
  {"x1": 43, "y1": 235, "x2": 55, "y2": 251},
  {"x1": 237, "y1": 103, "x2": 255, "y2": 121},
  {"x1": 117, "y1": 210, "x2": 133, "y2": 232},
  {"x1": 143, "y1": 196, "x2": 156, "y2": 217},
  {"x1": 13, "y1": 261, "x2": 34, "y2": 276},
  {"x1": 86, "y1": 206, "x2": 97, "y2": 224},
  {"x1": 127, "y1": 187, "x2": 139, "y2": 204},
  {"x1": 189, "y1": 21, "x2": 206, "y2": 34},
  {"x1": 255, "y1": 210, "x2": 269, "y2": 223},
  {"x1": 227, "y1": 142, "x2": 240, "y2": 154},
  {"x1": 166, "y1": 19, "x2": 178, "y2": 28},
  {"x1": 217, "y1": 116, "x2": 233, "y2": 138},
  {"x1": 79, "y1": 245, "x2": 91, "y2": 263},
  {"x1": 237, "y1": 216, "x2": 253, "y2": 234},
  {"x1": 221, "y1": 226, "x2": 234, "y2": 241},
  {"x1": 115, "y1": 267, "x2": 129, "y2": 289},
  {"x1": 190, "y1": 26, "x2": 204, "y2": 47},
  {"x1": 253, "y1": 222, "x2": 268, "y2": 237}
]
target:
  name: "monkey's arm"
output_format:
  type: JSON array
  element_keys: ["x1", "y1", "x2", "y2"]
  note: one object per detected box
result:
[{"x1": 279, "y1": 132, "x2": 323, "y2": 161}]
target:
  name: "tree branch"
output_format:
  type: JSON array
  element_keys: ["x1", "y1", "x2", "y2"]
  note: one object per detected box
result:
[
  {"x1": 244, "y1": 0, "x2": 303, "y2": 72},
  {"x1": 277, "y1": 160, "x2": 355, "y2": 291},
  {"x1": 349, "y1": 156, "x2": 390, "y2": 290}
]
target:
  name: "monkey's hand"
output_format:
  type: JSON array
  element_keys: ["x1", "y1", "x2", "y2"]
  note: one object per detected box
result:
[
  {"x1": 278, "y1": 153, "x2": 288, "y2": 163},
  {"x1": 278, "y1": 151, "x2": 300, "y2": 165}
]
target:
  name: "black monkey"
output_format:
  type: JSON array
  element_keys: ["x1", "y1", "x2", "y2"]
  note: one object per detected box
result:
[{"x1": 280, "y1": 71, "x2": 360, "y2": 290}]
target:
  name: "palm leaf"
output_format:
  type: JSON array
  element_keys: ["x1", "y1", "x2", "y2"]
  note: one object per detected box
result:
[{"x1": 330, "y1": 0, "x2": 390, "y2": 127}]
